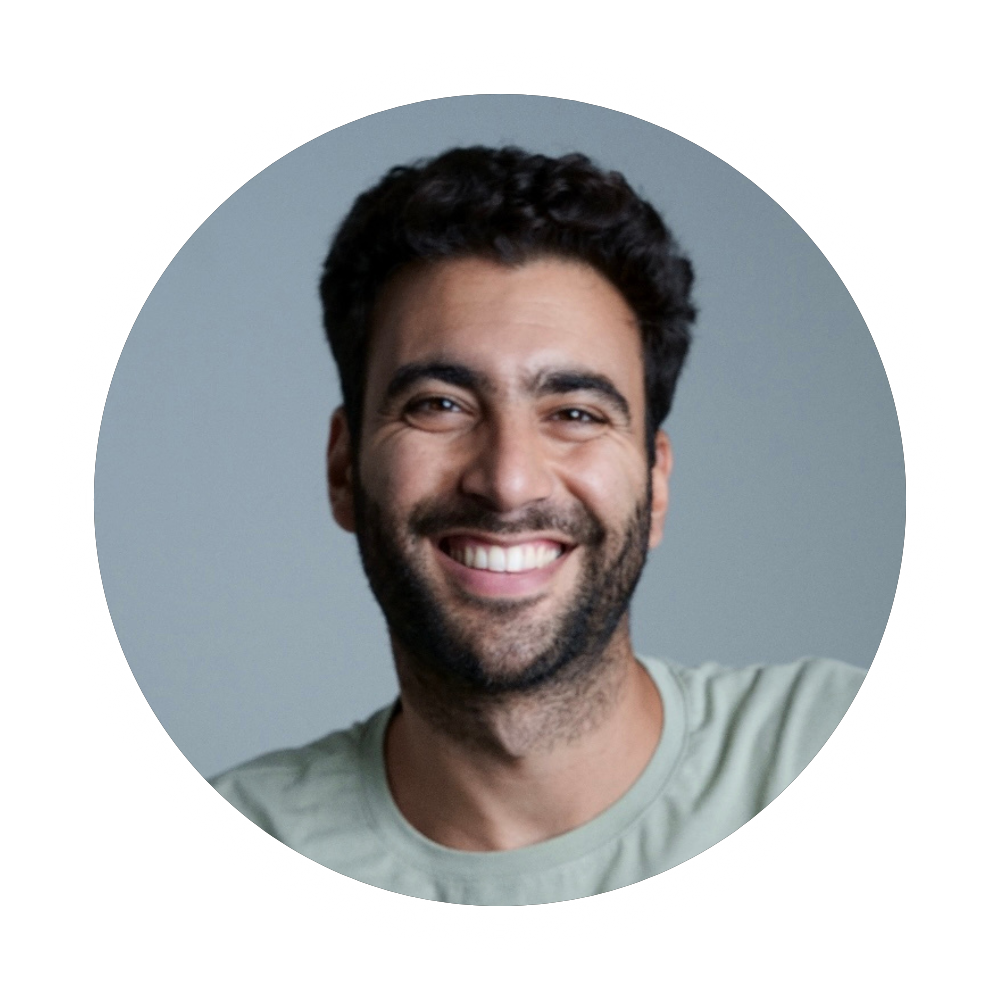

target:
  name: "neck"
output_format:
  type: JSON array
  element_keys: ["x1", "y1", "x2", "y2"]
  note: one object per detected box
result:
[{"x1": 383, "y1": 621, "x2": 663, "y2": 851}]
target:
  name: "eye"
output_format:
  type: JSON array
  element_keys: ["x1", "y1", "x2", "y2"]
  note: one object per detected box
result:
[
  {"x1": 402, "y1": 394, "x2": 472, "y2": 430},
  {"x1": 407, "y1": 396, "x2": 463, "y2": 414},
  {"x1": 546, "y1": 405, "x2": 610, "y2": 440},
  {"x1": 553, "y1": 407, "x2": 605, "y2": 424}
]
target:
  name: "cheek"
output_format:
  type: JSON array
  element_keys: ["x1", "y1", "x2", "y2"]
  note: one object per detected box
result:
[
  {"x1": 560, "y1": 445, "x2": 649, "y2": 519},
  {"x1": 360, "y1": 437, "x2": 454, "y2": 507}
]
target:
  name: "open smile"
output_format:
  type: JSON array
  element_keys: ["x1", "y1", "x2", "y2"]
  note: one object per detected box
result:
[
  {"x1": 440, "y1": 535, "x2": 567, "y2": 574},
  {"x1": 433, "y1": 534, "x2": 575, "y2": 597}
]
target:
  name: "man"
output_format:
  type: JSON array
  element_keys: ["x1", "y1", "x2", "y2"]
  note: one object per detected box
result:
[{"x1": 212, "y1": 146, "x2": 864, "y2": 904}]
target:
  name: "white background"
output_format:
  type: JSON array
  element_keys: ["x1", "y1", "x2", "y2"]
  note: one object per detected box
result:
[{"x1": 4, "y1": 2, "x2": 995, "y2": 997}]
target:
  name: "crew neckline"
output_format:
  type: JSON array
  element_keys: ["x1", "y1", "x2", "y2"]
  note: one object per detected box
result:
[{"x1": 357, "y1": 655, "x2": 687, "y2": 880}]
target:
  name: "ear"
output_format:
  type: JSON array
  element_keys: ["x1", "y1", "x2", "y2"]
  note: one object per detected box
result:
[
  {"x1": 326, "y1": 407, "x2": 357, "y2": 533},
  {"x1": 647, "y1": 430, "x2": 672, "y2": 550}
]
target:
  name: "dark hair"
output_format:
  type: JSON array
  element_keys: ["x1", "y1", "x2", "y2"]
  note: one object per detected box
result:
[{"x1": 320, "y1": 146, "x2": 696, "y2": 461}]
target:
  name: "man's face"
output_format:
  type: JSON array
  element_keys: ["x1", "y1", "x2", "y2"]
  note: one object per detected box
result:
[{"x1": 328, "y1": 256, "x2": 671, "y2": 694}]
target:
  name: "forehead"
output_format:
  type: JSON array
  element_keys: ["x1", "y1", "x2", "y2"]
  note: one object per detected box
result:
[{"x1": 366, "y1": 256, "x2": 645, "y2": 399}]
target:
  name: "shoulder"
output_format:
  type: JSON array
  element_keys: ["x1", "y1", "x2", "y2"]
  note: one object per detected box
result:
[
  {"x1": 210, "y1": 725, "x2": 363, "y2": 797},
  {"x1": 649, "y1": 655, "x2": 866, "y2": 801},
  {"x1": 666, "y1": 655, "x2": 864, "y2": 723},
  {"x1": 209, "y1": 710, "x2": 389, "y2": 842}
]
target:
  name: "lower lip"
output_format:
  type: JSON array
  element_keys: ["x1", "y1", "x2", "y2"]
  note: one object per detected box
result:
[{"x1": 433, "y1": 546, "x2": 572, "y2": 598}]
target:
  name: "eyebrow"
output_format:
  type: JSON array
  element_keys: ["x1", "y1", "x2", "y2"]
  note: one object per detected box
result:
[
  {"x1": 383, "y1": 362, "x2": 493, "y2": 406},
  {"x1": 533, "y1": 369, "x2": 632, "y2": 423},
  {"x1": 382, "y1": 360, "x2": 631, "y2": 424}
]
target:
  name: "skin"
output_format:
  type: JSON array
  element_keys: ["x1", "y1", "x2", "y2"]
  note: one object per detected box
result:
[{"x1": 327, "y1": 255, "x2": 673, "y2": 851}]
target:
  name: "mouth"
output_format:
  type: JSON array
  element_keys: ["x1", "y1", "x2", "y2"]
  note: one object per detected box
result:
[{"x1": 438, "y1": 535, "x2": 570, "y2": 575}]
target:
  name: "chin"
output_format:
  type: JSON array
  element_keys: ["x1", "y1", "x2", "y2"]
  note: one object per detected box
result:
[
  {"x1": 354, "y1": 485, "x2": 651, "y2": 697},
  {"x1": 402, "y1": 593, "x2": 631, "y2": 697}
]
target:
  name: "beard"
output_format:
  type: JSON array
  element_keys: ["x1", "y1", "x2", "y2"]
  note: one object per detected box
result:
[{"x1": 352, "y1": 481, "x2": 652, "y2": 697}]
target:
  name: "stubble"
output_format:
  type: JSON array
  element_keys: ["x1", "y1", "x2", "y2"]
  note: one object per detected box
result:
[{"x1": 352, "y1": 483, "x2": 652, "y2": 702}]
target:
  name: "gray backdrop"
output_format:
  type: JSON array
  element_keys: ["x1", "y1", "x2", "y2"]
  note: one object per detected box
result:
[{"x1": 95, "y1": 96, "x2": 904, "y2": 778}]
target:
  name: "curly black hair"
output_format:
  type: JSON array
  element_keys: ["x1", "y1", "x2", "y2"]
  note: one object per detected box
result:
[{"x1": 320, "y1": 146, "x2": 696, "y2": 462}]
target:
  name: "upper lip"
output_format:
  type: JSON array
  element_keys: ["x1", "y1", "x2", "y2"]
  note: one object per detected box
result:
[{"x1": 433, "y1": 531, "x2": 575, "y2": 550}]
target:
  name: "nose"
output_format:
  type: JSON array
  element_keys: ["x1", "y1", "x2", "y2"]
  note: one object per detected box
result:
[{"x1": 458, "y1": 412, "x2": 555, "y2": 512}]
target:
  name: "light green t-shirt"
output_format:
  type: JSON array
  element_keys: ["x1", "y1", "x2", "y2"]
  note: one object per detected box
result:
[{"x1": 211, "y1": 655, "x2": 864, "y2": 905}]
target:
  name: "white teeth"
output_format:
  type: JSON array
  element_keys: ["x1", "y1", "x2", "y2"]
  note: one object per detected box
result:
[
  {"x1": 450, "y1": 541, "x2": 563, "y2": 573},
  {"x1": 538, "y1": 546, "x2": 558, "y2": 568}
]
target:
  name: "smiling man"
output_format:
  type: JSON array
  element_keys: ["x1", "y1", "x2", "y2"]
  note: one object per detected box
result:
[{"x1": 211, "y1": 147, "x2": 865, "y2": 903}]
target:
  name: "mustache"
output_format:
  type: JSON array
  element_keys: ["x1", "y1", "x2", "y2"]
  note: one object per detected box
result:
[{"x1": 409, "y1": 498, "x2": 605, "y2": 546}]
